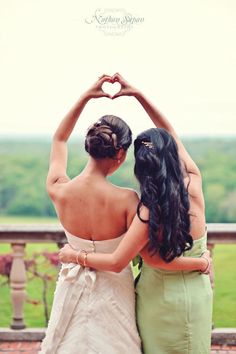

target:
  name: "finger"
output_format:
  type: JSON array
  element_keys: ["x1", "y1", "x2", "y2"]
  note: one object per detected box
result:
[
  {"x1": 112, "y1": 72, "x2": 121, "y2": 78},
  {"x1": 112, "y1": 88, "x2": 123, "y2": 99},
  {"x1": 203, "y1": 250, "x2": 210, "y2": 257},
  {"x1": 99, "y1": 75, "x2": 112, "y2": 84},
  {"x1": 112, "y1": 73, "x2": 120, "y2": 82},
  {"x1": 206, "y1": 263, "x2": 211, "y2": 274},
  {"x1": 103, "y1": 93, "x2": 112, "y2": 99},
  {"x1": 98, "y1": 74, "x2": 110, "y2": 80},
  {"x1": 112, "y1": 93, "x2": 122, "y2": 99},
  {"x1": 112, "y1": 73, "x2": 124, "y2": 83},
  {"x1": 97, "y1": 92, "x2": 112, "y2": 99},
  {"x1": 204, "y1": 258, "x2": 211, "y2": 274}
]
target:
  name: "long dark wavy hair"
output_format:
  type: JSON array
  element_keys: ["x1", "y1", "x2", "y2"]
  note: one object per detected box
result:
[{"x1": 134, "y1": 128, "x2": 193, "y2": 262}]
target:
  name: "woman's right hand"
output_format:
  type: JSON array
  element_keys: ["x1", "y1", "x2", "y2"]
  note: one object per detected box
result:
[
  {"x1": 83, "y1": 75, "x2": 113, "y2": 100},
  {"x1": 58, "y1": 244, "x2": 78, "y2": 264},
  {"x1": 200, "y1": 250, "x2": 212, "y2": 274},
  {"x1": 111, "y1": 73, "x2": 138, "y2": 99}
]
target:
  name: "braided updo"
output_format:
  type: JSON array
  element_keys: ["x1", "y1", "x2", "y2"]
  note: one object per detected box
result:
[{"x1": 85, "y1": 115, "x2": 132, "y2": 159}]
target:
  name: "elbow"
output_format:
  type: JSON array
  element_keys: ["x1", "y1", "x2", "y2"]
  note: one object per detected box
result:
[
  {"x1": 111, "y1": 263, "x2": 123, "y2": 273},
  {"x1": 53, "y1": 132, "x2": 66, "y2": 142},
  {"x1": 110, "y1": 257, "x2": 125, "y2": 273},
  {"x1": 141, "y1": 253, "x2": 164, "y2": 269},
  {"x1": 111, "y1": 267, "x2": 122, "y2": 273}
]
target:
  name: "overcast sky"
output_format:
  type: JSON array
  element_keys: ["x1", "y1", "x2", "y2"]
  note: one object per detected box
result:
[{"x1": 0, "y1": 0, "x2": 235, "y2": 138}]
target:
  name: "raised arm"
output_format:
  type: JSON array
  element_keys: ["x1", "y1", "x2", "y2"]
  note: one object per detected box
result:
[
  {"x1": 46, "y1": 75, "x2": 112, "y2": 199},
  {"x1": 112, "y1": 73, "x2": 201, "y2": 178},
  {"x1": 59, "y1": 206, "x2": 210, "y2": 273}
]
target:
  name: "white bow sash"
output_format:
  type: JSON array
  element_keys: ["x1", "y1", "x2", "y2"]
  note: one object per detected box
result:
[{"x1": 43, "y1": 262, "x2": 96, "y2": 354}]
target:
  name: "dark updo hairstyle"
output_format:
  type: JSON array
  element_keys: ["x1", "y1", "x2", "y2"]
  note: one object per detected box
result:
[
  {"x1": 85, "y1": 115, "x2": 132, "y2": 159},
  {"x1": 134, "y1": 128, "x2": 193, "y2": 262}
]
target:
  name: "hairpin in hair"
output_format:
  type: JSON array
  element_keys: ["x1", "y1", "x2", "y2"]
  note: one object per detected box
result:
[{"x1": 142, "y1": 141, "x2": 154, "y2": 149}]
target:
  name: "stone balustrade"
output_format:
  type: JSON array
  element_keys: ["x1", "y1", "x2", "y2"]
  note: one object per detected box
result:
[{"x1": 0, "y1": 223, "x2": 236, "y2": 343}]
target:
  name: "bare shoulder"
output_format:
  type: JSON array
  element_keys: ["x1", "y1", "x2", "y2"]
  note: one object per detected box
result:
[
  {"x1": 115, "y1": 186, "x2": 140, "y2": 204},
  {"x1": 46, "y1": 176, "x2": 71, "y2": 201},
  {"x1": 109, "y1": 185, "x2": 140, "y2": 211},
  {"x1": 114, "y1": 187, "x2": 140, "y2": 228},
  {"x1": 186, "y1": 172, "x2": 203, "y2": 199},
  {"x1": 123, "y1": 187, "x2": 139, "y2": 199}
]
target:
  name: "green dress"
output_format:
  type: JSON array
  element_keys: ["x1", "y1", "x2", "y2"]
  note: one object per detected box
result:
[{"x1": 135, "y1": 232, "x2": 213, "y2": 354}]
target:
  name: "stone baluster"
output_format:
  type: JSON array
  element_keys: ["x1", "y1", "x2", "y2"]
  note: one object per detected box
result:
[{"x1": 10, "y1": 243, "x2": 27, "y2": 329}]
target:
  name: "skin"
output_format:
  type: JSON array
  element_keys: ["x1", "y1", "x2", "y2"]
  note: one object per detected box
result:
[
  {"x1": 46, "y1": 75, "x2": 139, "y2": 241},
  {"x1": 55, "y1": 74, "x2": 211, "y2": 273}
]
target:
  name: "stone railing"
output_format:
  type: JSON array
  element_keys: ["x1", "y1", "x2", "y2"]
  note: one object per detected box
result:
[
  {"x1": 0, "y1": 224, "x2": 66, "y2": 330},
  {"x1": 0, "y1": 223, "x2": 236, "y2": 343}
]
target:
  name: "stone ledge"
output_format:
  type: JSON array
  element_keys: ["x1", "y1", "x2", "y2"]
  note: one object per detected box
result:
[
  {"x1": 212, "y1": 329, "x2": 236, "y2": 346},
  {"x1": 0, "y1": 328, "x2": 236, "y2": 345},
  {"x1": 0, "y1": 328, "x2": 45, "y2": 341}
]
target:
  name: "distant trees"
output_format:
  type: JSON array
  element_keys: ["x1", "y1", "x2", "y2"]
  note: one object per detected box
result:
[
  {"x1": 184, "y1": 138, "x2": 236, "y2": 222},
  {"x1": 0, "y1": 137, "x2": 236, "y2": 222}
]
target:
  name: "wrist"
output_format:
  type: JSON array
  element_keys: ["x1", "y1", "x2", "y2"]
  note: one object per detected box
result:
[
  {"x1": 199, "y1": 257, "x2": 208, "y2": 272},
  {"x1": 76, "y1": 249, "x2": 88, "y2": 267},
  {"x1": 80, "y1": 91, "x2": 92, "y2": 102},
  {"x1": 199, "y1": 255, "x2": 211, "y2": 274},
  {"x1": 71, "y1": 250, "x2": 78, "y2": 263},
  {"x1": 134, "y1": 90, "x2": 147, "y2": 103},
  {"x1": 133, "y1": 89, "x2": 142, "y2": 100}
]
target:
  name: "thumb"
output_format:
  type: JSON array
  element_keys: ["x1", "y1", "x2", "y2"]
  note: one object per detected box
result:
[
  {"x1": 112, "y1": 90, "x2": 123, "y2": 99},
  {"x1": 96, "y1": 89, "x2": 112, "y2": 99},
  {"x1": 112, "y1": 93, "x2": 122, "y2": 100},
  {"x1": 102, "y1": 93, "x2": 112, "y2": 99}
]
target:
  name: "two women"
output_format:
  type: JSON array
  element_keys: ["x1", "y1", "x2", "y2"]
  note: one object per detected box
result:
[{"x1": 40, "y1": 74, "x2": 212, "y2": 354}]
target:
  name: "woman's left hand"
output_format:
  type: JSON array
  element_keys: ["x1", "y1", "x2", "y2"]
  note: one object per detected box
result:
[
  {"x1": 58, "y1": 244, "x2": 77, "y2": 263},
  {"x1": 110, "y1": 73, "x2": 138, "y2": 99},
  {"x1": 83, "y1": 75, "x2": 113, "y2": 100},
  {"x1": 200, "y1": 250, "x2": 212, "y2": 274}
]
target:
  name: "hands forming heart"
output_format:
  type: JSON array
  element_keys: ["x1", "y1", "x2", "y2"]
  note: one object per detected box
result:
[
  {"x1": 102, "y1": 80, "x2": 122, "y2": 98},
  {"x1": 85, "y1": 73, "x2": 137, "y2": 100}
]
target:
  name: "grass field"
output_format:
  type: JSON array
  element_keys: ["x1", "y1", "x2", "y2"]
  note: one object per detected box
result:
[
  {"x1": 0, "y1": 217, "x2": 235, "y2": 328},
  {"x1": 0, "y1": 216, "x2": 58, "y2": 224},
  {"x1": 212, "y1": 244, "x2": 236, "y2": 327}
]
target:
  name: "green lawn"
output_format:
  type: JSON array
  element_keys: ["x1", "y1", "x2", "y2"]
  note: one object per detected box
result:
[
  {"x1": 0, "y1": 216, "x2": 58, "y2": 224},
  {"x1": 212, "y1": 244, "x2": 236, "y2": 327},
  {"x1": 0, "y1": 218, "x2": 235, "y2": 328}
]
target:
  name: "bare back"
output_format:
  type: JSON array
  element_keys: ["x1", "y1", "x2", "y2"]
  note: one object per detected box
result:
[{"x1": 52, "y1": 174, "x2": 138, "y2": 241}]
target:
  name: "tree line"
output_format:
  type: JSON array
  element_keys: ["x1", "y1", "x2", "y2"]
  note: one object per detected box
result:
[{"x1": 0, "y1": 136, "x2": 236, "y2": 222}]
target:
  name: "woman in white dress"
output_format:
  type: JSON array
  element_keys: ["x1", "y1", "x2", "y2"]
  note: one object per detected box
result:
[
  {"x1": 39, "y1": 75, "x2": 142, "y2": 354},
  {"x1": 40, "y1": 75, "x2": 211, "y2": 354}
]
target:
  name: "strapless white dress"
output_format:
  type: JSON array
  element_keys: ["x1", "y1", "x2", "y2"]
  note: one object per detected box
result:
[{"x1": 39, "y1": 230, "x2": 142, "y2": 354}]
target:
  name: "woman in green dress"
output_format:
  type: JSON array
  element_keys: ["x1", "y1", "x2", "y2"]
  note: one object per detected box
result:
[{"x1": 59, "y1": 73, "x2": 213, "y2": 353}]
